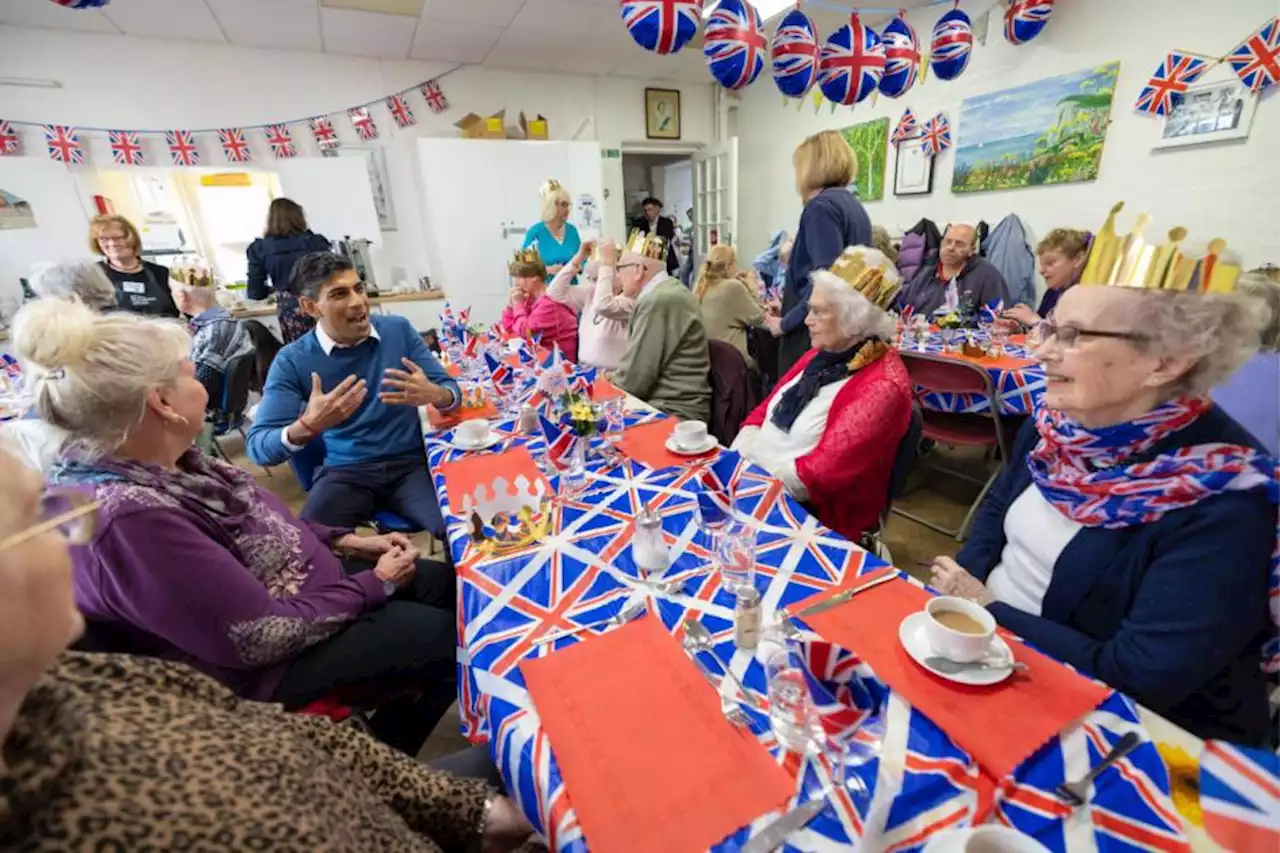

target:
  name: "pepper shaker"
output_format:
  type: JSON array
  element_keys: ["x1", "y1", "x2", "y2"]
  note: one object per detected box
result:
[
  {"x1": 518, "y1": 404, "x2": 539, "y2": 435},
  {"x1": 734, "y1": 586, "x2": 761, "y2": 650}
]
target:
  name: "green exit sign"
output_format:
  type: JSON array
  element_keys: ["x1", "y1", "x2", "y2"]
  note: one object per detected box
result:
[{"x1": 602, "y1": 148, "x2": 621, "y2": 159}]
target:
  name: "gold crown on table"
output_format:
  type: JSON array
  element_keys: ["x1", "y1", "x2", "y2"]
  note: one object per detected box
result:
[
  {"x1": 512, "y1": 245, "x2": 543, "y2": 266},
  {"x1": 625, "y1": 228, "x2": 667, "y2": 261},
  {"x1": 539, "y1": 178, "x2": 563, "y2": 198},
  {"x1": 826, "y1": 246, "x2": 902, "y2": 310},
  {"x1": 1081, "y1": 201, "x2": 1240, "y2": 293}
]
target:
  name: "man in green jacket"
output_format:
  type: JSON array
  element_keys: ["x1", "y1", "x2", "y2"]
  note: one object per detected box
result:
[{"x1": 612, "y1": 231, "x2": 712, "y2": 423}]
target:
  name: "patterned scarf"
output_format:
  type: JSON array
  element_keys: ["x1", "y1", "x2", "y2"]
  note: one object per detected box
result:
[
  {"x1": 1027, "y1": 396, "x2": 1280, "y2": 673},
  {"x1": 770, "y1": 339, "x2": 888, "y2": 433}
]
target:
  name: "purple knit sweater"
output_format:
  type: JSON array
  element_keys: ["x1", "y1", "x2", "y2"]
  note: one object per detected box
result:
[{"x1": 70, "y1": 460, "x2": 389, "y2": 701}]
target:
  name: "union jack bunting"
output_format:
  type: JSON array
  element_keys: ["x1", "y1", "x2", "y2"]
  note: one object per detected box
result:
[
  {"x1": 421, "y1": 79, "x2": 449, "y2": 114},
  {"x1": 109, "y1": 131, "x2": 144, "y2": 166},
  {"x1": 703, "y1": 0, "x2": 767, "y2": 91},
  {"x1": 218, "y1": 128, "x2": 251, "y2": 163},
  {"x1": 264, "y1": 124, "x2": 297, "y2": 159},
  {"x1": 1200, "y1": 740, "x2": 1280, "y2": 852},
  {"x1": 921, "y1": 112, "x2": 952, "y2": 155},
  {"x1": 308, "y1": 116, "x2": 339, "y2": 151},
  {"x1": 484, "y1": 352, "x2": 513, "y2": 388},
  {"x1": 348, "y1": 106, "x2": 379, "y2": 141},
  {"x1": 387, "y1": 93, "x2": 416, "y2": 128},
  {"x1": 164, "y1": 130, "x2": 200, "y2": 166},
  {"x1": 1227, "y1": 16, "x2": 1280, "y2": 94},
  {"x1": 620, "y1": 0, "x2": 702, "y2": 56},
  {"x1": 44, "y1": 125, "x2": 83, "y2": 165},
  {"x1": 0, "y1": 121, "x2": 20, "y2": 156},
  {"x1": 538, "y1": 414, "x2": 576, "y2": 469},
  {"x1": 1134, "y1": 52, "x2": 1210, "y2": 117},
  {"x1": 891, "y1": 107, "x2": 920, "y2": 144}
]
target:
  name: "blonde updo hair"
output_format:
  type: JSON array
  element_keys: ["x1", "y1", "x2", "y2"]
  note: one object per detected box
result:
[
  {"x1": 1109, "y1": 287, "x2": 1262, "y2": 397},
  {"x1": 12, "y1": 298, "x2": 191, "y2": 455},
  {"x1": 692, "y1": 244, "x2": 740, "y2": 302}
]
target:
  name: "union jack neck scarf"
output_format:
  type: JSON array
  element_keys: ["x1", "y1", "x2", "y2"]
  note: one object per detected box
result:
[{"x1": 1027, "y1": 396, "x2": 1280, "y2": 673}]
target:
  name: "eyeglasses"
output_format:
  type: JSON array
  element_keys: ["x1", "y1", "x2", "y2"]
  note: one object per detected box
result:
[
  {"x1": 97, "y1": 235, "x2": 131, "y2": 245},
  {"x1": 1035, "y1": 320, "x2": 1150, "y2": 348},
  {"x1": 808, "y1": 305, "x2": 835, "y2": 320},
  {"x1": 0, "y1": 489, "x2": 99, "y2": 553},
  {"x1": 616, "y1": 263, "x2": 640, "y2": 272}
]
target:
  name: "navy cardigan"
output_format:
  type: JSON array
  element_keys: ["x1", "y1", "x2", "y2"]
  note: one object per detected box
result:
[
  {"x1": 780, "y1": 188, "x2": 871, "y2": 336},
  {"x1": 956, "y1": 407, "x2": 1273, "y2": 746}
]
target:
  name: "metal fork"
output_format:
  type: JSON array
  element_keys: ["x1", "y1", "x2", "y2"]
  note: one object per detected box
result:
[
  {"x1": 683, "y1": 619, "x2": 765, "y2": 711},
  {"x1": 681, "y1": 634, "x2": 751, "y2": 727},
  {"x1": 533, "y1": 601, "x2": 644, "y2": 646},
  {"x1": 1056, "y1": 731, "x2": 1141, "y2": 806}
]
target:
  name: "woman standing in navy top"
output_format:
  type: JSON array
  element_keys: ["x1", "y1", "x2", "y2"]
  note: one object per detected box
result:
[{"x1": 767, "y1": 131, "x2": 871, "y2": 375}]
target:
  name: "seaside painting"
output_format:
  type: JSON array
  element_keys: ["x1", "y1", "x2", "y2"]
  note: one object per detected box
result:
[{"x1": 952, "y1": 62, "x2": 1120, "y2": 194}]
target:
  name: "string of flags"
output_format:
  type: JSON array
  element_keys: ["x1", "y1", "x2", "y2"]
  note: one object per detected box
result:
[
  {"x1": 1134, "y1": 16, "x2": 1279, "y2": 117},
  {"x1": 0, "y1": 74, "x2": 451, "y2": 165}
]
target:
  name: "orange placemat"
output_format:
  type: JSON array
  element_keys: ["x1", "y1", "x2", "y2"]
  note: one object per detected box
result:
[
  {"x1": 616, "y1": 419, "x2": 716, "y2": 470},
  {"x1": 801, "y1": 578, "x2": 1109, "y2": 779},
  {"x1": 427, "y1": 400, "x2": 500, "y2": 430},
  {"x1": 521, "y1": 615, "x2": 793, "y2": 853},
  {"x1": 437, "y1": 446, "x2": 548, "y2": 509},
  {"x1": 589, "y1": 377, "x2": 626, "y2": 402},
  {"x1": 936, "y1": 350, "x2": 1035, "y2": 370}
]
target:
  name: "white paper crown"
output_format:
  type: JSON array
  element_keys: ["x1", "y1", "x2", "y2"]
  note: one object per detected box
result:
[{"x1": 459, "y1": 474, "x2": 549, "y2": 525}]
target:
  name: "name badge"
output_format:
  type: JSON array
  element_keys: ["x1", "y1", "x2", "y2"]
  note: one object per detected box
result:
[{"x1": 122, "y1": 280, "x2": 146, "y2": 294}]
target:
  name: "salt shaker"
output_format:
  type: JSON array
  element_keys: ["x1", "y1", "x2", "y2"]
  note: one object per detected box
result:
[
  {"x1": 518, "y1": 404, "x2": 539, "y2": 435},
  {"x1": 734, "y1": 586, "x2": 762, "y2": 650},
  {"x1": 633, "y1": 507, "x2": 669, "y2": 575}
]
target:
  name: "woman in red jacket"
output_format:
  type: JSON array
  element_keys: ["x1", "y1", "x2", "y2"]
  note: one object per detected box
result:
[{"x1": 733, "y1": 247, "x2": 912, "y2": 544}]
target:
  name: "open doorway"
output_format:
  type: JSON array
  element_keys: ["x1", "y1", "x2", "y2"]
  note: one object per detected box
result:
[{"x1": 620, "y1": 152, "x2": 693, "y2": 283}]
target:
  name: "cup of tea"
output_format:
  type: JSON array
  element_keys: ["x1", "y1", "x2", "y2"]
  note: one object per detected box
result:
[
  {"x1": 674, "y1": 420, "x2": 709, "y2": 450},
  {"x1": 456, "y1": 418, "x2": 490, "y2": 447},
  {"x1": 924, "y1": 596, "x2": 996, "y2": 663}
]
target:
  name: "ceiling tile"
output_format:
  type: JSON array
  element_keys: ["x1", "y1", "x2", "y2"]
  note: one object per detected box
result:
[
  {"x1": 208, "y1": 0, "x2": 323, "y2": 51},
  {"x1": 99, "y1": 0, "x2": 227, "y2": 42},
  {"x1": 409, "y1": 20, "x2": 504, "y2": 63},
  {"x1": 322, "y1": 0, "x2": 424, "y2": 13},
  {"x1": 482, "y1": 30, "x2": 561, "y2": 71},
  {"x1": 548, "y1": 47, "x2": 624, "y2": 76},
  {"x1": 320, "y1": 6, "x2": 417, "y2": 57},
  {"x1": 0, "y1": 2, "x2": 120, "y2": 32},
  {"x1": 507, "y1": 0, "x2": 610, "y2": 36},
  {"x1": 419, "y1": 0, "x2": 523, "y2": 28}
]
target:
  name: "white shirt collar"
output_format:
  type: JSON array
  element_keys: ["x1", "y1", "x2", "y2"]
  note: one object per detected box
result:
[
  {"x1": 315, "y1": 321, "x2": 380, "y2": 355},
  {"x1": 638, "y1": 270, "x2": 669, "y2": 301}
]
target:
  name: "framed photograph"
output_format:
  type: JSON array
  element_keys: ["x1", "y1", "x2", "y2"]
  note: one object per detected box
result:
[
  {"x1": 894, "y1": 138, "x2": 935, "y2": 196},
  {"x1": 1153, "y1": 77, "x2": 1258, "y2": 149},
  {"x1": 645, "y1": 88, "x2": 681, "y2": 140}
]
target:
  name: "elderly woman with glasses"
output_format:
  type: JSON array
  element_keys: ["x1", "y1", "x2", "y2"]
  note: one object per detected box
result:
[
  {"x1": 521, "y1": 179, "x2": 581, "y2": 280},
  {"x1": 10, "y1": 297, "x2": 462, "y2": 757},
  {"x1": 0, "y1": 446, "x2": 535, "y2": 851},
  {"x1": 927, "y1": 281, "x2": 1277, "y2": 746},
  {"x1": 733, "y1": 247, "x2": 912, "y2": 545}
]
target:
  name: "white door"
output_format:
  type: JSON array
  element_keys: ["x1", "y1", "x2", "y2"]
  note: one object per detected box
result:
[
  {"x1": 693, "y1": 138, "x2": 738, "y2": 258},
  {"x1": 416, "y1": 139, "x2": 603, "y2": 326},
  {"x1": 274, "y1": 157, "x2": 383, "y2": 282}
]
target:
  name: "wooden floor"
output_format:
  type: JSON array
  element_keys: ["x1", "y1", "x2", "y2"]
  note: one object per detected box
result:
[{"x1": 221, "y1": 435, "x2": 984, "y2": 761}]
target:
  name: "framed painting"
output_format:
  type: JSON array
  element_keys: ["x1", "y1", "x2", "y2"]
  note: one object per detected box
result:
[
  {"x1": 645, "y1": 88, "x2": 681, "y2": 140},
  {"x1": 893, "y1": 138, "x2": 935, "y2": 196},
  {"x1": 838, "y1": 117, "x2": 889, "y2": 202}
]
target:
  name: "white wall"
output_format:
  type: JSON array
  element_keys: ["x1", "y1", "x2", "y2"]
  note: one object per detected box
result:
[
  {"x1": 0, "y1": 25, "x2": 714, "y2": 296},
  {"x1": 735, "y1": 0, "x2": 1280, "y2": 276}
]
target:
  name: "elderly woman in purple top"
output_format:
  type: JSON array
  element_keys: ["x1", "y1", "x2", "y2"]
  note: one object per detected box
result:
[{"x1": 10, "y1": 298, "x2": 456, "y2": 756}]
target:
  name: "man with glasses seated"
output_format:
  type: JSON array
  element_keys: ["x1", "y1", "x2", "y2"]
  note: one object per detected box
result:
[{"x1": 246, "y1": 252, "x2": 459, "y2": 538}]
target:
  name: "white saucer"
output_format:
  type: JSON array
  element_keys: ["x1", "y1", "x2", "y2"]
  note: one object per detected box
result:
[
  {"x1": 664, "y1": 434, "x2": 718, "y2": 456},
  {"x1": 453, "y1": 430, "x2": 502, "y2": 451},
  {"x1": 923, "y1": 827, "x2": 1050, "y2": 853},
  {"x1": 898, "y1": 611, "x2": 1016, "y2": 687}
]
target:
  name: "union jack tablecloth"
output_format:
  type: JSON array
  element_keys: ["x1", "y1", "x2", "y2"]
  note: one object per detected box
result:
[
  {"x1": 427, "y1": 408, "x2": 1183, "y2": 852},
  {"x1": 898, "y1": 333, "x2": 1045, "y2": 417}
]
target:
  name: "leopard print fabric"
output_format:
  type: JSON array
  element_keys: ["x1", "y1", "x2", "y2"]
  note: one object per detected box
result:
[{"x1": 0, "y1": 652, "x2": 490, "y2": 852}]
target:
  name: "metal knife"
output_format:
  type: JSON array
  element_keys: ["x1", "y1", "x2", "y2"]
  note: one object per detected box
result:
[
  {"x1": 794, "y1": 572, "x2": 898, "y2": 619},
  {"x1": 740, "y1": 799, "x2": 825, "y2": 853}
]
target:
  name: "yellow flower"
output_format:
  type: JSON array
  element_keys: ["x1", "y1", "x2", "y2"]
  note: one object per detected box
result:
[
  {"x1": 1156, "y1": 742, "x2": 1202, "y2": 827},
  {"x1": 568, "y1": 401, "x2": 596, "y2": 422}
]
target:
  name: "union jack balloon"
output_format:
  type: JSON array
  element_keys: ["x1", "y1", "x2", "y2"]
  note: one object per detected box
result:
[
  {"x1": 620, "y1": 0, "x2": 702, "y2": 55},
  {"x1": 1003, "y1": 0, "x2": 1054, "y2": 46},
  {"x1": 878, "y1": 14, "x2": 920, "y2": 98},
  {"x1": 770, "y1": 8, "x2": 819, "y2": 98},
  {"x1": 50, "y1": 0, "x2": 111, "y2": 7},
  {"x1": 704, "y1": 0, "x2": 766, "y2": 90},
  {"x1": 818, "y1": 13, "x2": 885, "y2": 106},
  {"x1": 930, "y1": 8, "x2": 973, "y2": 81}
]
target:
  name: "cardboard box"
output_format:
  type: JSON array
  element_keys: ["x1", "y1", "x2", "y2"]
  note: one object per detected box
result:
[
  {"x1": 519, "y1": 111, "x2": 550, "y2": 140},
  {"x1": 454, "y1": 109, "x2": 507, "y2": 139}
]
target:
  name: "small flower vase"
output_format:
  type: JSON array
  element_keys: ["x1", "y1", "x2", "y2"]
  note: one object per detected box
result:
[{"x1": 561, "y1": 437, "x2": 589, "y2": 494}]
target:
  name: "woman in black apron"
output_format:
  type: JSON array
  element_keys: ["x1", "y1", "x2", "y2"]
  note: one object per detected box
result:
[{"x1": 89, "y1": 215, "x2": 180, "y2": 318}]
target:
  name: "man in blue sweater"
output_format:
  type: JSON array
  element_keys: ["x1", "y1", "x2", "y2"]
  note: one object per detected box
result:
[{"x1": 246, "y1": 252, "x2": 459, "y2": 536}]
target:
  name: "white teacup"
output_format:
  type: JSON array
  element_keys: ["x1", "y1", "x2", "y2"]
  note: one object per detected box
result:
[
  {"x1": 924, "y1": 596, "x2": 996, "y2": 664},
  {"x1": 673, "y1": 420, "x2": 709, "y2": 450},
  {"x1": 456, "y1": 418, "x2": 490, "y2": 447},
  {"x1": 923, "y1": 826, "x2": 1049, "y2": 853}
]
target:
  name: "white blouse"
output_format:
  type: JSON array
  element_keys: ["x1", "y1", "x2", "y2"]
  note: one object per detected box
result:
[
  {"x1": 985, "y1": 485, "x2": 1083, "y2": 615},
  {"x1": 732, "y1": 370, "x2": 852, "y2": 500}
]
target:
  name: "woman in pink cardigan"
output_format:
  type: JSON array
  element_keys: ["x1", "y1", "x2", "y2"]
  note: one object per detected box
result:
[
  {"x1": 545, "y1": 241, "x2": 635, "y2": 370},
  {"x1": 500, "y1": 248, "x2": 579, "y2": 361}
]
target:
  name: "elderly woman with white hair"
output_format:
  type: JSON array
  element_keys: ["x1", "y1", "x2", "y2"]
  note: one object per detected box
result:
[
  {"x1": 521, "y1": 179, "x2": 580, "y2": 279},
  {"x1": 733, "y1": 247, "x2": 912, "y2": 543},
  {"x1": 30, "y1": 260, "x2": 118, "y2": 311},
  {"x1": 928, "y1": 274, "x2": 1277, "y2": 745}
]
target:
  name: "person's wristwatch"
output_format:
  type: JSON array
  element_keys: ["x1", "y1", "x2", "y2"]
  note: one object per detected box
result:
[
  {"x1": 467, "y1": 792, "x2": 496, "y2": 853},
  {"x1": 382, "y1": 579, "x2": 397, "y2": 597}
]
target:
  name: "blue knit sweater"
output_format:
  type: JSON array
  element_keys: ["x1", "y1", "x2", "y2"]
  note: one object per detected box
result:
[{"x1": 246, "y1": 314, "x2": 459, "y2": 468}]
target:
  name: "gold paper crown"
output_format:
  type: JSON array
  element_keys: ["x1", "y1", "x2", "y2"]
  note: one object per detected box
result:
[
  {"x1": 540, "y1": 178, "x2": 563, "y2": 198},
  {"x1": 589, "y1": 241, "x2": 621, "y2": 263},
  {"x1": 512, "y1": 245, "x2": 543, "y2": 267},
  {"x1": 1081, "y1": 202, "x2": 1240, "y2": 293},
  {"x1": 827, "y1": 246, "x2": 901, "y2": 310},
  {"x1": 625, "y1": 228, "x2": 667, "y2": 261}
]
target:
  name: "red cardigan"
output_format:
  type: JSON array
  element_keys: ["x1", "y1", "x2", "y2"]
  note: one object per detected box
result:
[{"x1": 743, "y1": 347, "x2": 913, "y2": 542}]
